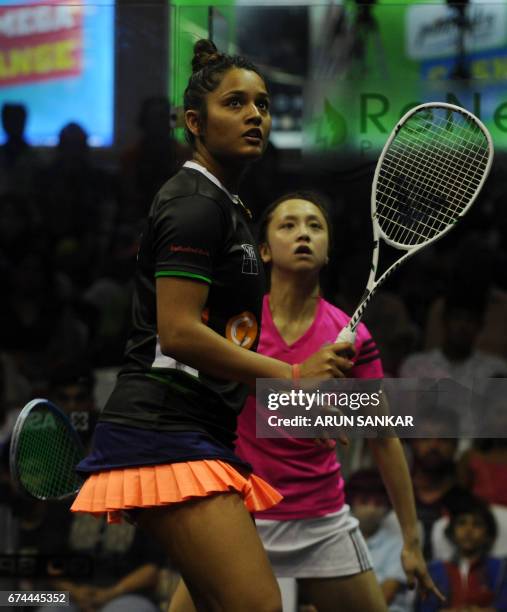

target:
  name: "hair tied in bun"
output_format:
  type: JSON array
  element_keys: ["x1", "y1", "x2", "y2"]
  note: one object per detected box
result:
[
  {"x1": 207, "y1": 52, "x2": 221, "y2": 64},
  {"x1": 192, "y1": 39, "x2": 222, "y2": 73}
]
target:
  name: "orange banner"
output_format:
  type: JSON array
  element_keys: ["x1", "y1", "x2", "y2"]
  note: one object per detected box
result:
[{"x1": 0, "y1": 1, "x2": 83, "y2": 87}]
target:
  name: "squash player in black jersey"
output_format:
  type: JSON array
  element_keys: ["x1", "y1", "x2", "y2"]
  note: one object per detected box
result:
[{"x1": 71, "y1": 40, "x2": 355, "y2": 612}]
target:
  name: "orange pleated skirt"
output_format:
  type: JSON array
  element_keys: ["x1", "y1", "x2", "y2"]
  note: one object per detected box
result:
[{"x1": 71, "y1": 459, "x2": 282, "y2": 524}]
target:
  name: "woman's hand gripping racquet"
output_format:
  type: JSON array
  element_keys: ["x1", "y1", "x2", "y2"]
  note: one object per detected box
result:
[
  {"x1": 337, "y1": 102, "x2": 494, "y2": 345},
  {"x1": 10, "y1": 399, "x2": 85, "y2": 501}
]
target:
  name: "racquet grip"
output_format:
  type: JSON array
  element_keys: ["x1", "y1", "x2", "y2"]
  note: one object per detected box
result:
[
  {"x1": 291, "y1": 363, "x2": 300, "y2": 383},
  {"x1": 336, "y1": 326, "x2": 357, "y2": 345}
]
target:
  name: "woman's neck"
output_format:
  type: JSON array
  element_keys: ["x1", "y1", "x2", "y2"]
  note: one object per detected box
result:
[
  {"x1": 192, "y1": 150, "x2": 243, "y2": 193},
  {"x1": 268, "y1": 270, "x2": 320, "y2": 325}
]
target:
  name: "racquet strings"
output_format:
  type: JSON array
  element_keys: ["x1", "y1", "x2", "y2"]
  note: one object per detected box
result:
[
  {"x1": 14, "y1": 404, "x2": 84, "y2": 500},
  {"x1": 375, "y1": 107, "x2": 490, "y2": 246}
]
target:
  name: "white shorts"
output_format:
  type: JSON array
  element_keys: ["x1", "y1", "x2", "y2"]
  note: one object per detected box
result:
[{"x1": 255, "y1": 504, "x2": 373, "y2": 579}]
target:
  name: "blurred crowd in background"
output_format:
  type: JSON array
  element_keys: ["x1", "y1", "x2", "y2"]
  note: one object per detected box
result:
[{"x1": 1, "y1": 95, "x2": 507, "y2": 611}]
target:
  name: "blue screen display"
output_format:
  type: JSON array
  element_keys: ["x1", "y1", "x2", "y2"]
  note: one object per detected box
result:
[{"x1": 0, "y1": 0, "x2": 114, "y2": 146}]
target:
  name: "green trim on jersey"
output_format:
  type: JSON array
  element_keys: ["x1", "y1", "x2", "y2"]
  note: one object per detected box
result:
[
  {"x1": 146, "y1": 372, "x2": 197, "y2": 396},
  {"x1": 155, "y1": 270, "x2": 212, "y2": 284}
]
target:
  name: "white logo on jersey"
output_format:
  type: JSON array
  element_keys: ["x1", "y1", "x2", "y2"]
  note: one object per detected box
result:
[{"x1": 241, "y1": 244, "x2": 259, "y2": 275}]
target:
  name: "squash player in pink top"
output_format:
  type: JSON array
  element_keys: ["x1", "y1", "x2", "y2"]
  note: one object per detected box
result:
[{"x1": 236, "y1": 191, "x2": 443, "y2": 612}]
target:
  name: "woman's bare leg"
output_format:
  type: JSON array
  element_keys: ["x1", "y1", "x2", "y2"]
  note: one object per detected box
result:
[
  {"x1": 168, "y1": 580, "x2": 195, "y2": 612},
  {"x1": 138, "y1": 493, "x2": 282, "y2": 612},
  {"x1": 298, "y1": 570, "x2": 388, "y2": 612}
]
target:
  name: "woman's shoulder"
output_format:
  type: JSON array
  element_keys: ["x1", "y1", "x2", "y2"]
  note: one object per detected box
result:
[
  {"x1": 148, "y1": 168, "x2": 233, "y2": 227},
  {"x1": 319, "y1": 297, "x2": 349, "y2": 323},
  {"x1": 155, "y1": 167, "x2": 230, "y2": 209},
  {"x1": 319, "y1": 299, "x2": 368, "y2": 333}
]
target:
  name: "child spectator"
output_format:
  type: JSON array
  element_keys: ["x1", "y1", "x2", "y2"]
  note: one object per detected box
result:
[{"x1": 419, "y1": 498, "x2": 507, "y2": 612}]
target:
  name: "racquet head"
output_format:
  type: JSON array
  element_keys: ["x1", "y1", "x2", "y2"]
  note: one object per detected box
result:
[
  {"x1": 336, "y1": 102, "x2": 493, "y2": 344},
  {"x1": 373, "y1": 102, "x2": 493, "y2": 249},
  {"x1": 9, "y1": 399, "x2": 85, "y2": 501}
]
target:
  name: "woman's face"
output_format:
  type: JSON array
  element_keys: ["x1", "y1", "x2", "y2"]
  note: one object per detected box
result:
[
  {"x1": 262, "y1": 199, "x2": 329, "y2": 274},
  {"x1": 187, "y1": 67, "x2": 271, "y2": 162}
]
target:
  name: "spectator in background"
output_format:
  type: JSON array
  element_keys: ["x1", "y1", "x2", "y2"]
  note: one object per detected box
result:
[
  {"x1": 400, "y1": 290, "x2": 507, "y2": 387},
  {"x1": 0, "y1": 191, "x2": 46, "y2": 271},
  {"x1": 348, "y1": 469, "x2": 413, "y2": 612},
  {"x1": 419, "y1": 498, "x2": 507, "y2": 612},
  {"x1": 83, "y1": 224, "x2": 137, "y2": 368},
  {"x1": 425, "y1": 239, "x2": 507, "y2": 364},
  {"x1": 463, "y1": 452, "x2": 507, "y2": 507},
  {"x1": 0, "y1": 352, "x2": 31, "y2": 442},
  {"x1": 0, "y1": 482, "x2": 164, "y2": 612},
  {"x1": 0, "y1": 363, "x2": 164, "y2": 612},
  {"x1": 40, "y1": 504, "x2": 164, "y2": 612},
  {"x1": 0, "y1": 103, "x2": 42, "y2": 199},
  {"x1": 400, "y1": 289, "x2": 507, "y2": 440},
  {"x1": 47, "y1": 362, "x2": 99, "y2": 449},
  {"x1": 426, "y1": 285, "x2": 507, "y2": 369},
  {"x1": 361, "y1": 292, "x2": 419, "y2": 377},
  {"x1": 39, "y1": 122, "x2": 118, "y2": 289},
  {"x1": 119, "y1": 96, "x2": 190, "y2": 222},
  {"x1": 408, "y1": 433, "x2": 474, "y2": 560},
  {"x1": 0, "y1": 248, "x2": 89, "y2": 395}
]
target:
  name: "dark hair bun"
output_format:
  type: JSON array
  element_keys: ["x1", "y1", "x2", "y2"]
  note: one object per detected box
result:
[{"x1": 192, "y1": 39, "x2": 221, "y2": 73}]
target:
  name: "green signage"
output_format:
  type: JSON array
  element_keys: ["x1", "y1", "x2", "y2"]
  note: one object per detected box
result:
[{"x1": 304, "y1": 0, "x2": 507, "y2": 162}]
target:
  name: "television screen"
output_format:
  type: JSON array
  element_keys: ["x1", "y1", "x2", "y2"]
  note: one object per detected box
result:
[{"x1": 0, "y1": 0, "x2": 115, "y2": 146}]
